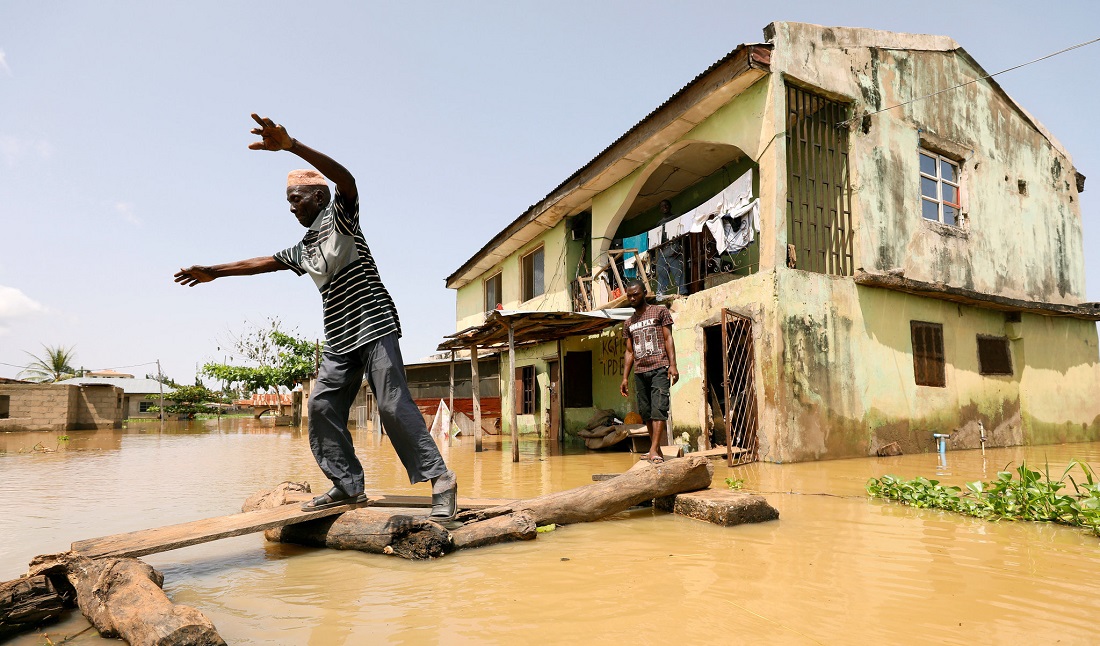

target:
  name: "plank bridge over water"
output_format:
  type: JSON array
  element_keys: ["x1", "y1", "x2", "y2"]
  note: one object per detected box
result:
[{"x1": 71, "y1": 495, "x2": 510, "y2": 560}]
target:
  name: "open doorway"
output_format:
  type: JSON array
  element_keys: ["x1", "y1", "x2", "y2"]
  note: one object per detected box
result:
[{"x1": 702, "y1": 310, "x2": 759, "y2": 465}]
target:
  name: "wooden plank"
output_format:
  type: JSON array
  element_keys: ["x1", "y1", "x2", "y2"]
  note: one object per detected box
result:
[
  {"x1": 72, "y1": 500, "x2": 368, "y2": 560},
  {"x1": 364, "y1": 495, "x2": 514, "y2": 510},
  {"x1": 696, "y1": 446, "x2": 745, "y2": 458},
  {"x1": 71, "y1": 494, "x2": 518, "y2": 561}
]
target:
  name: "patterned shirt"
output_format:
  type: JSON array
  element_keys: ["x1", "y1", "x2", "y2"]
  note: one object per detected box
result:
[
  {"x1": 274, "y1": 188, "x2": 401, "y2": 354},
  {"x1": 623, "y1": 304, "x2": 674, "y2": 373}
]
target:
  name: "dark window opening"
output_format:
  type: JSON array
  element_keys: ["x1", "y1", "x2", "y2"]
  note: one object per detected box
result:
[
  {"x1": 911, "y1": 321, "x2": 946, "y2": 387},
  {"x1": 515, "y1": 365, "x2": 537, "y2": 415},
  {"x1": 139, "y1": 401, "x2": 155, "y2": 413},
  {"x1": 521, "y1": 247, "x2": 545, "y2": 302},
  {"x1": 563, "y1": 351, "x2": 593, "y2": 408},
  {"x1": 977, "y1": 336, "x2": 1013, "y2": 376},
  {"x1": 0, "y1": 395, "x2": 9, "y2": 419},
  {"x1": 485, "y1": 273, "x2": 502, "y2": 312}
]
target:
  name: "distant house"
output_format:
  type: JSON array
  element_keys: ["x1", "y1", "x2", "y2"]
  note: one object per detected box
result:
[
  {"x1": 0, "y1": 382, "x2": 124, "y2": 431},
  {"x1": 55, "y1": 376, "x2": 176, "y2": 419}
]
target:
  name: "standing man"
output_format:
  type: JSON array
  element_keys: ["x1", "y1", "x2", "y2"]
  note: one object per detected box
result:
[
  {"x1": 619, "y1": 279, "x2": 678, "y2": 464},
  {"x1": 174, "y1": 115, "x2": 458, "y2": 519}
]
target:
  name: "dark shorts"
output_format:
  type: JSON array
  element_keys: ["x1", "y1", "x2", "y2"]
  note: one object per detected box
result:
[{"x1": 634, "y1": 366, "x2": 670, "y2": 422}]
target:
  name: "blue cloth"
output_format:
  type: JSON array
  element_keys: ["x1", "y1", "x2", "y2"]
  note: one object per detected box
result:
[{"x1": 621, "y1": 233, "x2": 648, "y2": 278}]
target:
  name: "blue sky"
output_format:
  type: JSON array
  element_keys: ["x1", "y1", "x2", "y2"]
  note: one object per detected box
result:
[{"x1": 1, "y1": 1, "x2": 1098, "y2": 382}]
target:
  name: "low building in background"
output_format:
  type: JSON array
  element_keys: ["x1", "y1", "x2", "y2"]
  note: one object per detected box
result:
[
  {"x1": 55, "y1": 375, "x2": 176, "y2": 419},
  {"x1": 0, "y1": 382, "x2": 124, "y2": 432}
]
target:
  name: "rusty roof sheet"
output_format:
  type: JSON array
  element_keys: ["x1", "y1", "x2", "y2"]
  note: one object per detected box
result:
[{"x1": 438, "y1": 309, "x2": 633, "y2": 351}]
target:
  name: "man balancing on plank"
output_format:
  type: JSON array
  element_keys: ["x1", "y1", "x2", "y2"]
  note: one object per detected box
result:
[{"x1": 174, "y1": 114, "x2": 458, "y2": 519}]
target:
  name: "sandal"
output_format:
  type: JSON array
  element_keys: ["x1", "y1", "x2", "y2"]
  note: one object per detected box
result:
[
  {"x1": 648, "y1": 455, "x2": 665, "y2": 465},
  {"x1": 301, "y1": 486, "x2": 368, "y2": 511}
]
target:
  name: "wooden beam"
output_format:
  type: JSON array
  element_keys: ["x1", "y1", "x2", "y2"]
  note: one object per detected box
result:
[
  {"x1": 509, "y1": 322, "x2": 519, "y2": 463},
  {"x1": 471, "y1": 345, "x2": 483, "y2": 453},
  {"x1": 71, "y1": 500, "x2": 368, "y2": 560},
  {"x1": 854, "y1": 271, "x2": 1100, "y2": 321},
  {"x1": 448, "y1": 349, "x2": 455, "y2": 445}
]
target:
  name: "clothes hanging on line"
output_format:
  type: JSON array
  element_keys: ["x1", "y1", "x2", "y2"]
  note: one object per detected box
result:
[{"x1": 705, "y1": 198, "x2": 760, "y2": 255}]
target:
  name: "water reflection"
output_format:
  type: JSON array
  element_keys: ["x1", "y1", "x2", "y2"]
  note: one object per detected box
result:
[{"x1": 1, "y1": 419, "x2": 1098, "y2": 645}]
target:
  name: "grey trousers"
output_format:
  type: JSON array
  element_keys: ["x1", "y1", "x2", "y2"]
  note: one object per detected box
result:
[{"x1": 308, "y1": 332, "x2": 447, "y2": 495}]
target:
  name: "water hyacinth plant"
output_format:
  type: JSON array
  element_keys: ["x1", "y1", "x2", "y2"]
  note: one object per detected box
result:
[{"x1": 866, "y1": 461, "x2": 1100, "y2": 537}]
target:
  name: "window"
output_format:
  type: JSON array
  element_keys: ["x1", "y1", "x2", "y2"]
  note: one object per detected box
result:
[
  {"x1": 911, "y1": 321, "x2": 946, "y2": 387},
  {"x1": 0, "y1": 395, "x2": 9, "y2": 419},
  {"x1": 563, "y1": 351, "x2": 593, "y2": 408},
  {"x1": 139, "y1": 401, "x2": 155, "y2": 413},
  {"x1": 515, "y1": 365, "x2": 537, "y2": 415},
  {"x1": 521, "y1": 247, "x2": 545, "y2": 302},
  {"x1": 484, "y1": 272, "x2": 502, "y2": 312},
  {"x1": 977, "y1": 336, "x2": 1013, "y2": 375},
  {"x1": 919, "y1": 150, "x2": 961, "y2": 226}
]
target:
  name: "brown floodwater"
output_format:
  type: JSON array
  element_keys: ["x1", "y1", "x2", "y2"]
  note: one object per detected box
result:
[{"x1": 1, "y1": 419, "x2": 1098, "y2": 645}]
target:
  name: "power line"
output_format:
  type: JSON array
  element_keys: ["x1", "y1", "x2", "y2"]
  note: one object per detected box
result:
[{"x1": 838, "y1": 36, "x2": 1100, "y2": 128}]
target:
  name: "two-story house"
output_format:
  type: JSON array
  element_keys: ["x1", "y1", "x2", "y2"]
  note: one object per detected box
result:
[{"x1": 443, "y1": 22, "x2": 1100, "y2": 462}]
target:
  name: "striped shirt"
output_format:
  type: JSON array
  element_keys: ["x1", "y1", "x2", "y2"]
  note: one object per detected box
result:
[{"x1": 274, "y1": 188, "x2": 401, "y2": 354}]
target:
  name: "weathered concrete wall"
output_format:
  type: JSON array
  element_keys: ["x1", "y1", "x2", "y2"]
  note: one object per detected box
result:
[
  {"x1": 768, "y1": 21, "x2": 1087, "y2": 304},
  {"x1": 771, "y1": 269, "x2": 1100, "y2": 462},
  {"x1": 0, "y1": 384, "x2": 78, "y2": 432},
  {"x1": 75, "y1": 385, "x2": 124, "y2": 430}
]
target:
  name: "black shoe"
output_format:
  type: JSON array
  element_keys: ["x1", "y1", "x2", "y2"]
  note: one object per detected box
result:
[
  {"x1": 301, "y1": 486, "x2": 368, "y2": 511},
  {"x1": 430, "y1": 472, "x2": 458, "y2": 520}
]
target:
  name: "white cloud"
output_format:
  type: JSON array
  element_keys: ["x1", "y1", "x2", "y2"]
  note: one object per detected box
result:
[
  {"x1": 115, "y1": 201, "x2": 141, "y2": 226},
  {"x1": 0, "y1": 50, "x2": 10, "y2": 76},
  {"x1": 0, "y1": 134, "x2": 53, "y2": 167},
  {"x1": 0, "y1": 285, "x2": 45, "y2": 335}
]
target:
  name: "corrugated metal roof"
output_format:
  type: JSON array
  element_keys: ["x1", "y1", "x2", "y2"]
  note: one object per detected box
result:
[
  {"x1": 54, "y1": 377, "x2": 168, "y2": 395},
  {"x1": 445, "y1": 42, "x2": 771, "y2": 289}
]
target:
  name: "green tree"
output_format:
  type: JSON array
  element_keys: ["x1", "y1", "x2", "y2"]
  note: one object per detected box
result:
[
  {"x1": 147, "y1": 383, "x2": 225, "y2": 420},
  {"x1": 19, "y1": 344, "x2": 78, "y2": 383},
  {"x1": 201, "y1": 319, "x2": 320, "y2": 412}
]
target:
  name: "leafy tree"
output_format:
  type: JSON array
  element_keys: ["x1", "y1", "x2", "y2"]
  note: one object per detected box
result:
[
  {"x1": 201, "y1": 319, "x2": 320, "y2": 412},
  {"x1": 19, "y1": 344, "x2": 78, "y2": 383},
  {"x1": 147, "y1": 383, "x2": 226, "y2": 419}
]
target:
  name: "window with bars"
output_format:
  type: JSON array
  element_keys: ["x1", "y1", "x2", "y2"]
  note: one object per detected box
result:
[
  {"x1": 919, "y1": 150, "x2": 961, "y2": 226},
  {"x1": 484, "y1": 272, "x2": 502, "y2": 312},
  {"x1": 521, "y1": 247, "x2": 545, "y2": 302},
  {"x1": 977, "y1": 336, "x2": 1013, "y2": 376},
  {"x1": 515, "y1": 365, "x2": 537, "y2": 415},
  {"x1": 911, "y1": 321, "x2": 946, "y2": 387},
  {"x1": 785, "y1": 84, "x2": 853, "y2": 276}
]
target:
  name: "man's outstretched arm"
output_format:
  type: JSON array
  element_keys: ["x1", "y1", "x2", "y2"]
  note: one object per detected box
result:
[
  {"x1": 248, "y1": 114, "x2": 357, "y2": 200},
  {"x1": 174, "y1": 256, "x2": 288, "y2": 287}
]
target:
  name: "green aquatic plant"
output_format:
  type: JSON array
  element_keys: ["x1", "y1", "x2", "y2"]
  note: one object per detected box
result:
[
  {"x1": 725, "y1": 477, "x2": 745, "y2": 490},
  {"x1": 867, "y1": 461, "x2": 1100, "y2": 537}
]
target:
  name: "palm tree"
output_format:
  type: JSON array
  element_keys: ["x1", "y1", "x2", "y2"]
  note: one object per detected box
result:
[{"x1": 20, "y1": 345, "x2": 78, "y2": 383}]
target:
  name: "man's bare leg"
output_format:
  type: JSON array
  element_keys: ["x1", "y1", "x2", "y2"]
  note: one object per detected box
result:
[{"x1": 647, "y1": 420, "x2": 666, "y2": 462}]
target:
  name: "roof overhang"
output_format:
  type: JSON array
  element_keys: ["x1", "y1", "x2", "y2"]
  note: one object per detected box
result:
[
  {"x1": 437, "y1": 309, "x2": 633, "y2": 351},
  {"x1": 855, "y1": 271, "x2": 1100, "y2": 321},
  {"x1": 445, "y1": 43, "x2": 772, "y2": 290}
]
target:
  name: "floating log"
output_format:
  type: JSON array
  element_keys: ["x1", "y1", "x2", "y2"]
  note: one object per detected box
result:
[
  {"x1": 450, "y1": 511, "x2": 537, "y2": 549},
  {"x1": 25, "y1": 552, "x2": 225, "y2": 646},
  {"x1": 0, "y1": 574, "x2": 66, "y2": 640},
  {"x1": 456, "y1": 455, "x2": 713, "y2": 526},
  {"x1": 246, "y1": 458, "x2": 710, "y2": 559},
  {"x1": 277, "y1": 509, "x2": 454, "y2": 560}
]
